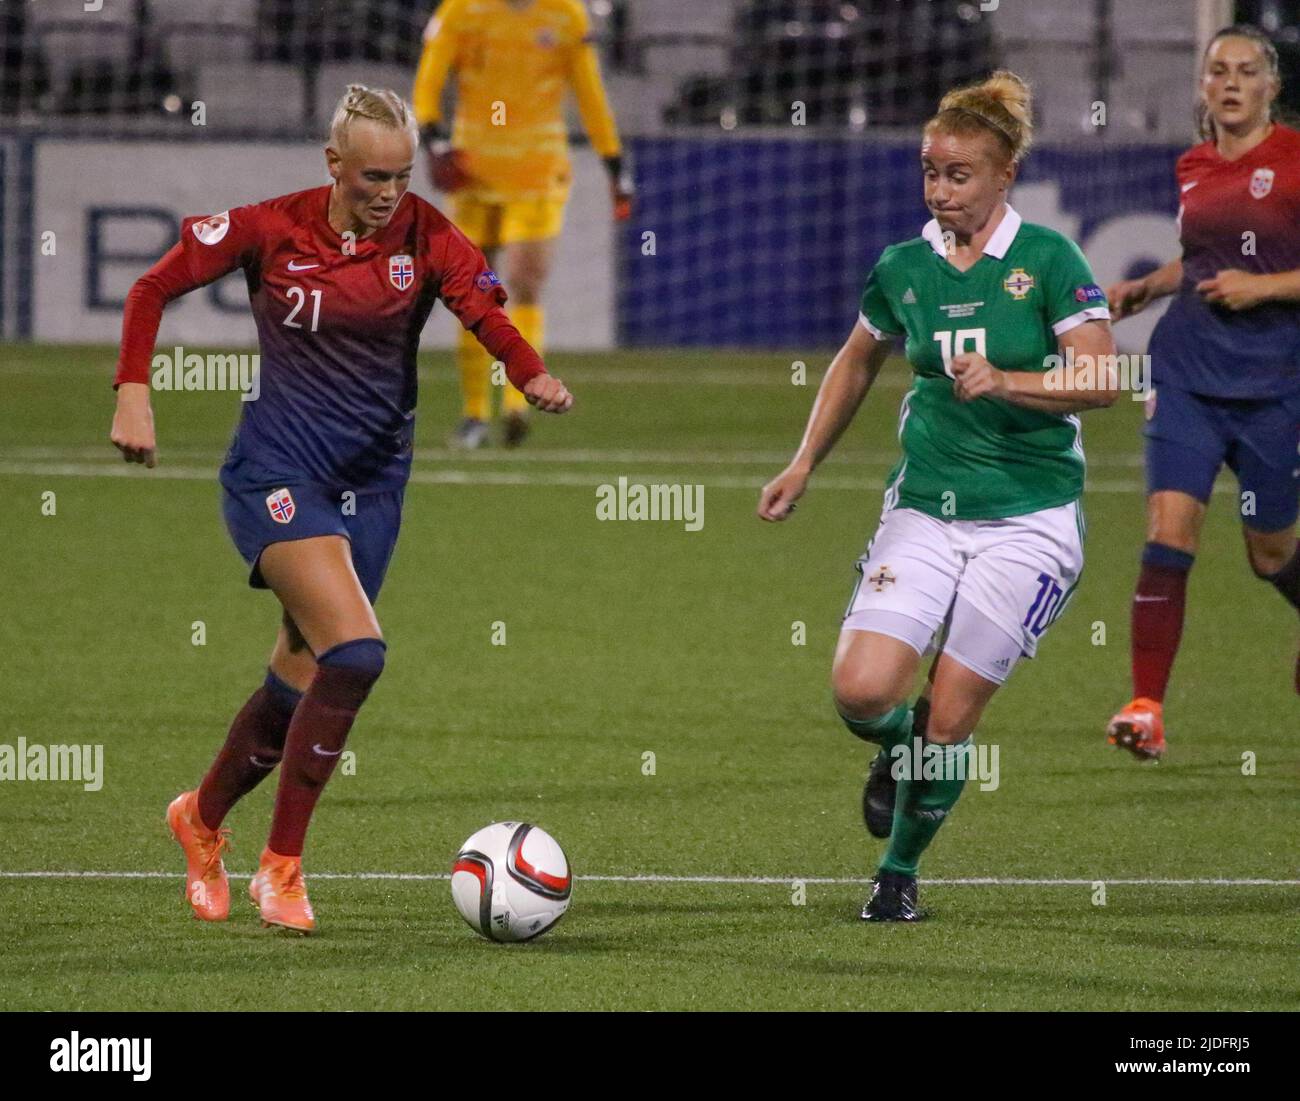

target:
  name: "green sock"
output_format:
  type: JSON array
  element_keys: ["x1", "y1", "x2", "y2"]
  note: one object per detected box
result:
[
  {"x1": 839, "y1": 704, "x2": 913, "y2": 753},
  {"x1": 879, "y1": 735, "x2": 973, "y2": 877}
]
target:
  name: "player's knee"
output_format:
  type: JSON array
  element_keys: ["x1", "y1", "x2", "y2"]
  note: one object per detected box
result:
[
  {"x1": 1145, "y1": 508, "x2": 1199, "y2": 553},
  {"x1": 832, "y1": 671, "x2": 905, "y2": 722},
  {"x1": 1246, "y1": 541, "x2": 1291, "y2": 578},
  {"x1": 315, "y1": 637, "x2": 387, "y2": 702},
  {"x1": 924, "y1": 715, "x2": 972, "y2": 746}
]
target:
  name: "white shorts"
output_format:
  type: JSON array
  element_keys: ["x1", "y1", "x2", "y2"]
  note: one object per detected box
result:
[{"x1": 842, "y1": 502, "x2": 1085, "y2": 682}]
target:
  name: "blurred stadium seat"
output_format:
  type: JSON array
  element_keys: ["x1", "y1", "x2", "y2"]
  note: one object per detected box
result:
[
  {"x1": 195, "y1": 62, "x2": 307, "y2": 133},
  {"x1": 26, "y1": 0, "x2": 138, "y2": 114},
  {"x1": 154, "y1": 0, "x2": 259, "y2": 73}
]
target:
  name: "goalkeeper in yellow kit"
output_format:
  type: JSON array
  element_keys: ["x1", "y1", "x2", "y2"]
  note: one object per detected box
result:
[{"x1": 413, "y1": 0, "x2": 631, "y2": 448}]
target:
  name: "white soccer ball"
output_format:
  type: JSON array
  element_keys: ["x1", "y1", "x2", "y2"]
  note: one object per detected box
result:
[{"x1": 451, "y1": 822, "x2": 572, "y2": 942}]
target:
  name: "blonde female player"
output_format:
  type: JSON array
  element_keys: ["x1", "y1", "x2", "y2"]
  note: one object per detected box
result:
[
  {"x1": 109, "y1": 87, "x2": 572, "y2": 934},
  {"x1": 759, "y1": 72, "x2": 1118, "y2": 921},
  {"x1": 1105, "y1": 25, "x2": 1300, "y2": 760}
]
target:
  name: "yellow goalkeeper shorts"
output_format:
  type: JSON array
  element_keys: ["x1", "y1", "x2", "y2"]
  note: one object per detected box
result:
[{"x1": 450, "y1": 194, "x2": 566, "y2": 249}]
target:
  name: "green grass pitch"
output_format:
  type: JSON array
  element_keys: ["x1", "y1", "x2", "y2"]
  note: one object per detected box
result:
[{"x1": 0, "y1": 341, "x2": 1295, "y2": 1011}]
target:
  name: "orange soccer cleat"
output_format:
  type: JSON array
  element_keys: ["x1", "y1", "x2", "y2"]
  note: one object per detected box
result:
[
  {"x1": 249, "y1": 847, "x2": 316, "y2": 934},
  {"x1": 1106, "y1": 697, "x2": 1167, "y2": 760},
  {"x1": 166, "y1": 790, "x2": 231, "y2": 921}
]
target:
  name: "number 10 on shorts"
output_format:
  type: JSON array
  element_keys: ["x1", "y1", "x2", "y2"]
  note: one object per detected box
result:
[{"x1": 1024, "y1": 572, "x2": 1065, "y2": 638}]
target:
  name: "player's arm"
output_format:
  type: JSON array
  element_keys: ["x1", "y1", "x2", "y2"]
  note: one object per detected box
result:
[
  {"x1": 565, "y1": 9, "x2": 631, "y2": 219},
  {"x1": 1108, "y1": 258, "x2": 1182, "y2": 320},
  {"x1": 435, "y1": 226, "x2": 572, "y2": 412},
  {"x1": 110, "y1": 211, "x2": 257, "y2": 467},
  {"x1": 1197, "y1": 265, "x2": 1300, "y2": 310},
  {"x1": 413, "y1": 4, "x2": 470, "y2": 192},
  {"x1": 951, "y1": 319, "x2": 1120, "y2": 413},
  {"x1": 758, "y1": 320, "x2": 892, "y2": 521}
]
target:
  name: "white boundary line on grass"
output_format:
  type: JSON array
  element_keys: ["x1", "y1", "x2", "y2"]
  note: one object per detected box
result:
[
  {"x1": 0, "y1": 444, "x2": 1150, "y2": 469},
  {"x1": 0, "y1": 460, "x2": 1229, "y2": 497},
  {"x1": 0, "y1": 871, "x2": 1295, "y2": 886}
]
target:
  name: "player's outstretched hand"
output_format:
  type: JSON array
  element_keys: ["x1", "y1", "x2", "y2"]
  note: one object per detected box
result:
[
  {"x1": 524, "y1": 374, "x2": 573, "y2": 413},
  {"x1": 951, "y1": 352, "x2": 1006, "y2": 403},
  {"x1": 1106, "y1": 277, "x2": 1155, "y2": 321},
  {"x1": 757, "y1": 463, "x2": 809, "y2": 522},
  {"x1": 110, "y1": 381, "x2": 157, "y2": 468},
  {"x1": 1196, "y1": 269, "x2": 1270, "y2": 311}
]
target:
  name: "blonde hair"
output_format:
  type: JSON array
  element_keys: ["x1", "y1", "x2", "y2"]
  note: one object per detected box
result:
[
  {"x1": 925, "y1": 70, "x2": 1034, "y2": 165},
  {"x1": 328, "y1": 84, "x2": 419, "y2": 153}
]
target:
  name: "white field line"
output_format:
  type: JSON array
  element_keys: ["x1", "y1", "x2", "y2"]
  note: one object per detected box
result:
[
  {"x1": 0, "y1": 444, "x2": 1149, "y2": 469},
  {"x1": 0, "y1": 870, "x2": 1295, "y2": 887},
  {"x1": 1, "y1": 364, "x2": 896, "y2": 389},
  {"x1": 0, "y1": 459, "x2": 1226, "y2": 497}
]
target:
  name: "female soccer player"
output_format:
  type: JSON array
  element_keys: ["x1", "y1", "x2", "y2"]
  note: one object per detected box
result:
[
  {"x1": 109, "y1": 86, "x2": 573, "y2": 934},
  {"x1": 1105, "y1": 25, "x2": 1300, "y2": 760},
  {"x1": 758, "y1": 72, "x2": 1118, "y2": 921},
  {"x1": 413, "y1": 0, "x2": 631, "y2": 450}
]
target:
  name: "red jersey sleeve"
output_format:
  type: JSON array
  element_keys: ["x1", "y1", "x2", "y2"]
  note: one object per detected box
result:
[
  {"x1": 434, "y1": 220, "x2": 509, "y2": 329},
  {"x1": 433, "y1": 219, "x2": 546, "y2": 391},
  {"x1": 114, "y1": 206, "x2": 260, "y2": 387}
]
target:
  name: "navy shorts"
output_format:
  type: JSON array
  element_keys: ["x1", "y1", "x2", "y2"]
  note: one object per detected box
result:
[
  {"x1": 221, "y1": 481, "x2": 405, "y2": 604},
  {"x1": 1144, "y1": 385, "x2": 1300, "y2": 532}
]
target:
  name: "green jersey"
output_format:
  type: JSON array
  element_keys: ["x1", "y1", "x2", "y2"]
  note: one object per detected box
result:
[{"x1": 859, "y1": 207, "x2": 1109, "y2": 520}]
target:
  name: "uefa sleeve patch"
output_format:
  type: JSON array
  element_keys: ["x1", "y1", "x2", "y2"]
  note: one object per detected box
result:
[
  {"x1": 192, "y1": 211, "x2": 230, "y2": 246},
  {"x1": 1073, "y1": 283, "x2": 1105, "y2": 304},
  {"x1": 475, "y1": 270, "x2": 502, "y2": 291}
]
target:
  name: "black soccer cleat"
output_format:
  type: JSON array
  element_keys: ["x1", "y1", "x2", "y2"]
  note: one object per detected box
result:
[
  {"x1": 860, "y1": 695, "x2": 930, "y2": 839},
  {"x1": 862, "y1": 750, "x2": 896, "y2": 839},
  {"x1": 502, "y1": 411, "x2": 530, "y2": 448},
  {"x1": 860, "y1": 871, "x2": 925, "y2": 922},
  {"x1": 910, "y1": 694, "x2": 931, "y2": 741}
]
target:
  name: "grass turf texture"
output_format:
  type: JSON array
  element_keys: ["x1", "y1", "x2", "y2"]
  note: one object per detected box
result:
[{"x1": 0, "y1": 342, "x2": 1295, "y2": 1011}]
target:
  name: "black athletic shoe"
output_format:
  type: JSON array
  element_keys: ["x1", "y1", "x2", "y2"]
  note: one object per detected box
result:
[
  {"x1": 862, "y1": 750, "x2": 895, "y2": 839},
  {"x1": 503, "y1": 411, "x2": 530, "y2": 448},
  {"x1": 911, "y1": 694, "x2": 931, "y2": 740},
  {"x1": 860, "y1": 696, "x2": 930, "y2": 839},
  {"x1": 860, "y1": 871, "x2": 925, "y2": 922}
]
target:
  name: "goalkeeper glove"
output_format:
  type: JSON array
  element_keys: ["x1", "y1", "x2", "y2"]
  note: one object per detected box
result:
[
  {"x1": 604, "y1": 155, "x2": 634, "y2": 221},
  {"x1": 421, "y1": 124, "x2": 472, "y2": 194}
]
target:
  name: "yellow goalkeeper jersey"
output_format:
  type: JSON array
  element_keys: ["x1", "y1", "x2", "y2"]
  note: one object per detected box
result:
[{"x1": 413, "y1": 0, "x2": 622, "y2": 203}]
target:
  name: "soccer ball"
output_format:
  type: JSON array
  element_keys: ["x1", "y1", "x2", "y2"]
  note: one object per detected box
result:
[{"x1": 451, "y1": 822, "x2": 572, "y2": 942}]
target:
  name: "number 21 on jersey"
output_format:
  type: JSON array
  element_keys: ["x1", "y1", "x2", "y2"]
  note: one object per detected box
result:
[
  {"x1": 283, "y1": 286, "x2": 322, "y2": 332},
  {"x1": 934, "y1": 328, "x2": 986, "y2": 379}
]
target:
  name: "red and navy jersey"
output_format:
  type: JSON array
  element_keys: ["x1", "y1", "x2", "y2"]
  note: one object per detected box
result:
[
  {"x1": 116, "y1": 186, "x2": 541, "y2": 491},
  {"x1": 1150, "y1": 124, "x2": 1300, "y2": 398}
]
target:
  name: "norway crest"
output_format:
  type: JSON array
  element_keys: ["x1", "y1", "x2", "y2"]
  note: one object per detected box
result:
[
  {"x1": 265, "y1": 488, "x2": 295, "y2": 525},
  {"x1": 1250, "y1": 168, "x2": 1274, "y2": 199},
  {"x1": 389, "y1": 254, "x2": 414, "y2": 291}
]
